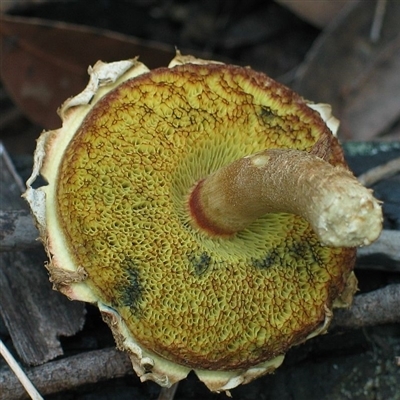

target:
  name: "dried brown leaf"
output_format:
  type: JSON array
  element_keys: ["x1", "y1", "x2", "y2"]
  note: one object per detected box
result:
[
  {"x1": 295, "y1": 0, "x2": 400, "y2": 141},
  {"x1": 0, "y1": 15, "x2": 175, "y2": 129}
]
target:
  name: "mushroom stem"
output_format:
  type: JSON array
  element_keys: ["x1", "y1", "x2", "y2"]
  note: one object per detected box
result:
[{"x1": 188, "y1": 149, "x2": 382, "y2": 247}]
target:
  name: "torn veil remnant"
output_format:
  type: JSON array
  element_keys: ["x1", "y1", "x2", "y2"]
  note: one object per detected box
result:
[{"x1": 23, "y1": 52, "x2": 382, "y2": 392}]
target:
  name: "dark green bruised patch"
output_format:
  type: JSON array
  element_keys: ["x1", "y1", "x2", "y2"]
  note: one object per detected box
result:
[
  {"x1": 189, "y1": 252, "x2": 212, "y2": 276},
  {"x1": 252, "y1": 241, "x2": 324, "y2": 270},
  {"x1": 114, "y1": 259, "x2": 143, "y2": 314}
]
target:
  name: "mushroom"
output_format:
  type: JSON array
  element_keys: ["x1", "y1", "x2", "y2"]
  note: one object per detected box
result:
[{"x1": 23, "y1": 53, "x2": 382, "y2": 392}]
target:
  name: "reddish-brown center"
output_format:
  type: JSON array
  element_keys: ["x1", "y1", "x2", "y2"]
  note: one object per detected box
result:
[{"x1": 188, "y1": 179, "x2": 235, "y2": 237}]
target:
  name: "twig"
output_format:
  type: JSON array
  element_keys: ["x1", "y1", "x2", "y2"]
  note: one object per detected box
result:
[
  {"x1": 332, "y1": 284, "x2": 400, "y2": 329},
  {"x1": 358, "y1": 156, "x2": 400, "y2": 186},
  {"x1": 0, "y1": 339, "x2": 43, "y2": 400},
  {"x1": 0, "y1": 347, "x2": 133, "y2": 400}
]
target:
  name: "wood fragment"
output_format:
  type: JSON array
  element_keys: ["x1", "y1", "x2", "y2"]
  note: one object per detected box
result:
[
  {"x1": 0, "y1": 210, "x2": 40, "y2": 252},
  {"x1": 332, "y1": 284, "x2": 400, "y2": 329},
  {"x1": 0, "y1": 249, "x2": 87, "y2": 365},
  {"x1": 0, "y1": 143, "x2": 86, "y2": 366},
  {"x1": 0, "y1": 348, "x2": 133, "y2": 400}
]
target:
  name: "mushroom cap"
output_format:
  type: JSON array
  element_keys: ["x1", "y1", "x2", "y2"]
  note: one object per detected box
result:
[{"x1": 24, "y1": 53, "x2": 357, "y2": 391}]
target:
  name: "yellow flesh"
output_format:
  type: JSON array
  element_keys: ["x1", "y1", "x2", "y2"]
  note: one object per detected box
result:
[{"x1": 56, "y1": 64, "x2": 353, "y2": 369}]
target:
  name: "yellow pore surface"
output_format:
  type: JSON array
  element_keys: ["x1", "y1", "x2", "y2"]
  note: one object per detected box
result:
[{"x1": 56, "y1": 64, "x2": 354, "y2": 370}]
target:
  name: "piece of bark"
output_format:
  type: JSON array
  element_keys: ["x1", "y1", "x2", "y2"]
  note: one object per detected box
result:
[
  {"x1": 0, "y1": 250, "x2": 86, "y2": 365},
  {"x1": 0, "y1": 347, "x2": 133, "y2": 400},
  {"x1": 0, "y1": 209, "x2": 40, "y2": 252},
  {"x1": 332, "y1": 284, "x2": 400, "y2": 329},
  {"x1": 0, "y1": 142, "x2": 86, "y2": 365}
]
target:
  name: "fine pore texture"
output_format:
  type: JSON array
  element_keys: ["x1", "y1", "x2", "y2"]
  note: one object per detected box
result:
[
  {"x1": 189, "y1": 149, "x2": 382, "y2": 247},
  {"x1": 23, "y1": 56, "x2": 369, "y2": 390},
  {"x1": 53, "y1": 63, "x2": 355, "y2": 369}
]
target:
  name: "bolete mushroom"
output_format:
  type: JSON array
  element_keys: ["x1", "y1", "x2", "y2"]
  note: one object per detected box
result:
[{"x1": 24, "y1": 53, "x2": 382, "y2": 392}]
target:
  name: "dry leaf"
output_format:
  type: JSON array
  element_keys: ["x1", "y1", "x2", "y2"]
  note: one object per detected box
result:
[
  {"x1": 294, "y1": 0, "x2": 400, "y2": 141},
  {"x1": 0, "y1": 15, "x2": 175, "y2": 129}
]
